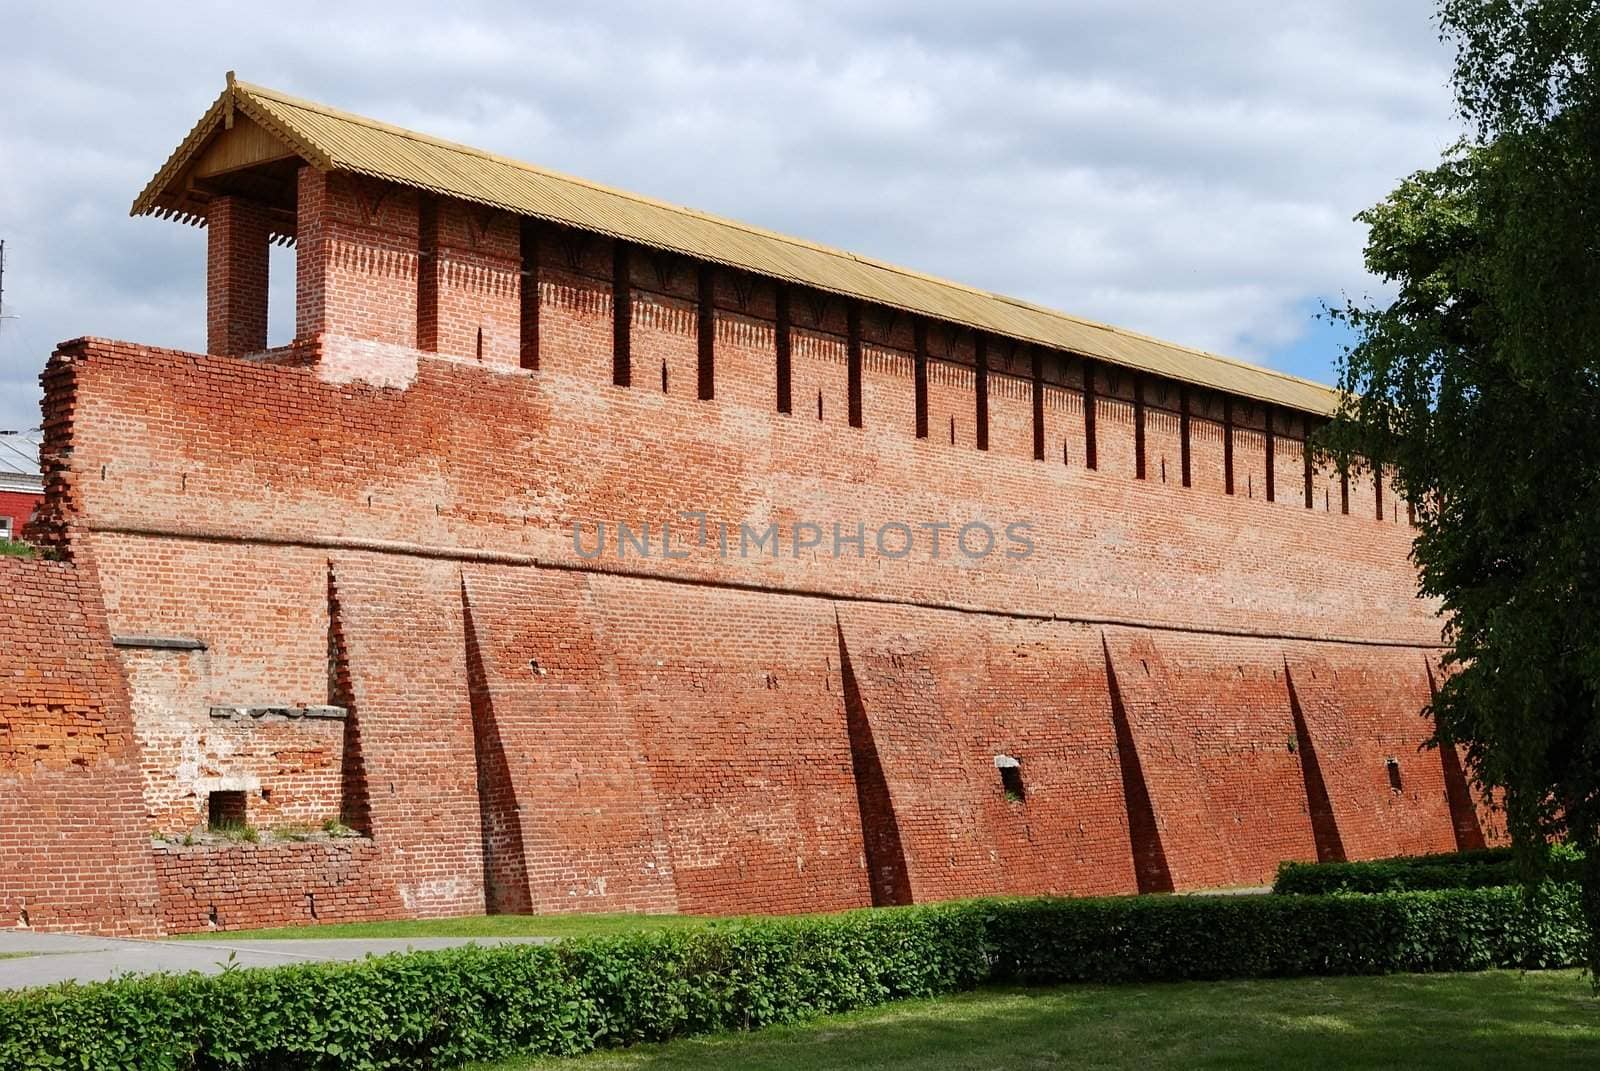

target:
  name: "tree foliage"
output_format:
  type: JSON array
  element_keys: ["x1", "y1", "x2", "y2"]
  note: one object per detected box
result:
[{"x1": 1325, "y1": 0, "x2": 1600, "y2": 968}]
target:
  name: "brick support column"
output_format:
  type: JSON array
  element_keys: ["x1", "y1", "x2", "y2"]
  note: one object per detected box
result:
[
  {"x1": 206, "y1": 196, "x2": 271, "y2": 356},
  {"x1": 294, "y1": 166, "x2": 421, "y2": 349},
  {"x1": 295, "y1": 166, "x2": 332, "y2": 342}
]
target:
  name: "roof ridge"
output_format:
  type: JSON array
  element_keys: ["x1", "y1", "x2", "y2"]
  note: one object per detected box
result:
[{"x1": 238, "y1": 80, "x2": 1333, "y2": 397}]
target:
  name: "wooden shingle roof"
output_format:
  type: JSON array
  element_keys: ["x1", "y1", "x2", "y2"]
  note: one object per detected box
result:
[{"x1": 134, "y1": 74, "x2": 1342, "y2": 415}]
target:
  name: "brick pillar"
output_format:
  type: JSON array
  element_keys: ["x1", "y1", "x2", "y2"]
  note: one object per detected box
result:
[
  {"x1": 295, "y1": 166, "x2": 330, "y2": 342},
  {"x1": 206, "y1": 196, "x2": 271, "y2": 356},
  {"x1": 294, "y1": 166, "x2": 420, "y2": 348},
  {"x1": 415, "y1": 198, "x2": 521, "y2": 367}
]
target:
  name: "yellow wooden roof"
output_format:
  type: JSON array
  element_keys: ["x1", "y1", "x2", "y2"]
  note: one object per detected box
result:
[{"x1": 133, "y1": 74, "x2": 1341, "y2": 415}]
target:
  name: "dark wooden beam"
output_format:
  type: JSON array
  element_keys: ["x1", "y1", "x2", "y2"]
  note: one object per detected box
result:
[
  {"x1": 1083, "y1": 358, "x2": 1099, "y2": 471},
  {"x1": 1179, "y1": 385, "x2": 1192, "y2": 488},
  {"x1": 1133, "y1": 374, "x2": 1147, "y2": 480},
  {"x1": 1264, "y1": 406, "x2": 1277, "y2": 502},
  {"x1": 697, "y1": 264, "x2": 715, "y2": 400},
  {"x1": 519, "y1": 220, "x2": 540, "y2": 371},
  {"x1": 975, "y1": 333, "x2": 989, "y2": 451},
  {"x1": 1222, "y1": 395, "x2": 1235, "y2": 495},
  {"x1": 612, "y1": 241, "x2": 631, "y2": 387},
  {"x1": 775, "y1": 284, "x2": 792, "y2": 414},
  {"x1": 914, "y1": 318, "x2": 929, "y2": 439},
  {"x1": 847, "y1": 303, "x2": 863, "y2": 428},
  {"x1": 1303, "y1": 416, "x2": 1315, "y2": 509},
  {"x1": 1031, "y1": 346, "x2": 1045, "y2": 461}
]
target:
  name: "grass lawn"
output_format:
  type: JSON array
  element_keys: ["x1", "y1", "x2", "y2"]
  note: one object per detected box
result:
[
  {"x1": 469, "y1": 970, "x2": 1599, "y2": 1070},
  {"x1": 169, "y1": 913, "x2": 724, "y2": 941}
]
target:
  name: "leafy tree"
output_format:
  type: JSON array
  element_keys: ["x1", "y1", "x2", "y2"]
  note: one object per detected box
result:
[{"x1": 1325, "y1": 0, "x2": 1600, "y2": 969}]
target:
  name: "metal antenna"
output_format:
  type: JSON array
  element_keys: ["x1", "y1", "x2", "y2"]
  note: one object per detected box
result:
[{"x1": 0, "y1": 240, "x2": 15, "y2": 336}]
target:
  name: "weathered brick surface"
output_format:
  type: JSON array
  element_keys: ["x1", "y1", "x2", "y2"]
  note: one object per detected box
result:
[
  {"x1": 206, "y1": 195, "x2": 271, "y2": 357},
  {"x1": 839, "y1": 607, "x2": 1137, "y2": 901},
  {"x1": 1286, "y1": 647, "x2": 1466, "y2": 862},
  {"x1": 121, "y1": 650, "x2": 345, "y2": 834},
  {"x1": 419, "y1": 198, "x2": 521, "y2": 368},
  {"x1": 330, "y1": 556, "x2": 486, "y2": 917},
  {"x1": 89, "y1": 534, "x2": 342, "y2": 833},
  {"x1": 462, "y1": 566, "x2": 679, "y2": 915},
  {"x1": 41, "y1": 342, "x2": 1431, "y2": 644},
  {"x1": 1103, "y1": 629, "x2": 1320, "y2": 889},
  {"x1": 296, "y1": 168, "x2": 420, "y2": 350},
  {"x1": 587, "y1": 577, "x2": 871, "y2": 915},
  {"x1": 155, "y1": 839, "x2": 402, "y2": 933},
  {"x1": 0, "y1": 556, "x2": 161, "y2": 934}
]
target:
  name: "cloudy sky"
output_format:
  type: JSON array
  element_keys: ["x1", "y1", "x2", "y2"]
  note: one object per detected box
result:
[{"x1": 0, "y1": 1, "x2": 1464, "y2": 433}]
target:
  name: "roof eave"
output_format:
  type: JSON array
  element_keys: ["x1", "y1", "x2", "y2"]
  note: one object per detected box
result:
[{"x1": 129, "y1": 75, "x2": 331, "y2": 226}]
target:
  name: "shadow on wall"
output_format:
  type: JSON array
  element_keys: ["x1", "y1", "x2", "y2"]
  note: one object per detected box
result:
[
  {"x1": 461, "y1": 581, "x2": 533, "y2": 915},
  {"x1": 1103, "y1": 639, "x2": 1174, "y2": 893},
  {"x1": 838, "y1": 618, "x2": 912, "y2": 907}
]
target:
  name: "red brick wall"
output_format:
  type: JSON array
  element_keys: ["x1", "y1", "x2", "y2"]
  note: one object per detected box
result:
[
  {"x1": 587, "y1": 576, "x2": 872, "y2": 915},
  {"x1": 330, "y1": 555, "x2": 486, "y2": 917},
  {"x1": 1286, "y1": 646, "x2": 1462, "y2": 861},
  {"x1": 90, "y1": 535, "x2": 344, "y2": 834},
  {"x1": 29, "y1": 183, "x2": 1494, "y2": 926},
  {"x1": 121, "y1": 648, "x2": 345, "y2": 835},
  {"x1": 296, "y1": 168, "x2": 421, "y2": 350},
  {"x1": 462, "y1": 566, "x2": 679, "y2": 915},
  {"x1": 418, "y1": 198, "x2": 521, "y2": 368},
  {"x1": 155, "y1": 839, "x2": 403, "y2": 933},
  {"x1": 0, "y1": 556, "x2": 161, "y2": 934},
  {"x1": 1103, "y1": 629, "x2": 1321, "y2": 889},
  {"x1": 39, "y1": 336, "x2": 1433, "y2": 646},
  {"x1": 840, "y1": 606, "x2": 1138, "y2": 901},
  {"x1": 206, "y1": 195, "x2": 271, "y2": 357},
  {"x1": 0, "y1": 490, "x2": 40, "y2": 541}
]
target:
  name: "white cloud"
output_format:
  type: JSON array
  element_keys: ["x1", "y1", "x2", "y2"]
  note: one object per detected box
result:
[{"x1": 0, "y1": 0, "x2": 1461, "y2": 430}]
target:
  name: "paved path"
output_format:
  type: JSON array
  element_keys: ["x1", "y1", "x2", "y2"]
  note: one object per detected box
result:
[{"x1": 0, "y1": 931, "x2": 554, "y2": 989}]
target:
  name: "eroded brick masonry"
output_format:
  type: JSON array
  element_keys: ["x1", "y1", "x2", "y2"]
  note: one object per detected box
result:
[{"x1": 2, "y1": 79, "x2": 1502, "y2": 934}]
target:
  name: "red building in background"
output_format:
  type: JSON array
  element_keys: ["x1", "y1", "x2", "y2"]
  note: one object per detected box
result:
[{"x1": 0, "y1": 429, "x2": 43, "y2": 543}]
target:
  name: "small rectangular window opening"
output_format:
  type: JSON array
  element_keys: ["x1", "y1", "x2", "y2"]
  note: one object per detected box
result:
[
  {"x1": 995, "y1": 754, "x2": 1025, "y2": 802},
  {"x1": 208, "y1": 789, "x2": 248, "y2": 831},
  {"x1": 1385, "y1": 757, "x2": 1403, "y2": 793}
]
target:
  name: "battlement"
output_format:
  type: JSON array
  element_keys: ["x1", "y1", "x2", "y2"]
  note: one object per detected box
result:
[{"x1": 132, "y1": 75, "x2": 1385, "y2": 528}]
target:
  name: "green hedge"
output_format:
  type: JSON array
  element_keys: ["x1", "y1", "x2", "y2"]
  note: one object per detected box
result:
[
  {"x1": 1, "y1": 907, "x2": 986, "y2": 1071},
  {"x1": 0, "y1": 886, "x2": 1585, "y2": 1071},
  {"x1": 986, "y1": 884, "x2": 1583, "y2": 983},
  {"x1": 1273, "y1": 846, "x2": 1584, "y2": 895}
]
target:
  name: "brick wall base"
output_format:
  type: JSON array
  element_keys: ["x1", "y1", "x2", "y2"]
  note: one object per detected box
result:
[{"x1": 155, "y1": 840, "x2": 403, "y2": 933}]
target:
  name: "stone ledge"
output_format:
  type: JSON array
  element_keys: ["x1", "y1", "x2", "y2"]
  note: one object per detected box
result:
[
  {"x1": 113, "y1": 634, "x2": 207, "y2": 651},
  {"x1": 208, "y1": 705, "x2": 347, "y2": 721},
  {"x1": 152, "y1": 835, "x2": 375, "y2": 855}
]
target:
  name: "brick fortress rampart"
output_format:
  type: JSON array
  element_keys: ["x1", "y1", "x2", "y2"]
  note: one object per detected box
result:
[{"x1": 2, "y1": 82, "x2": 1502, "y2": 933}]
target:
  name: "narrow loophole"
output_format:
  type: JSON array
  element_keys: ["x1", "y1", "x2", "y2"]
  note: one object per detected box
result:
[{"x1": 995, "y1": 754, "x2": 1025, "y2": 803}]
